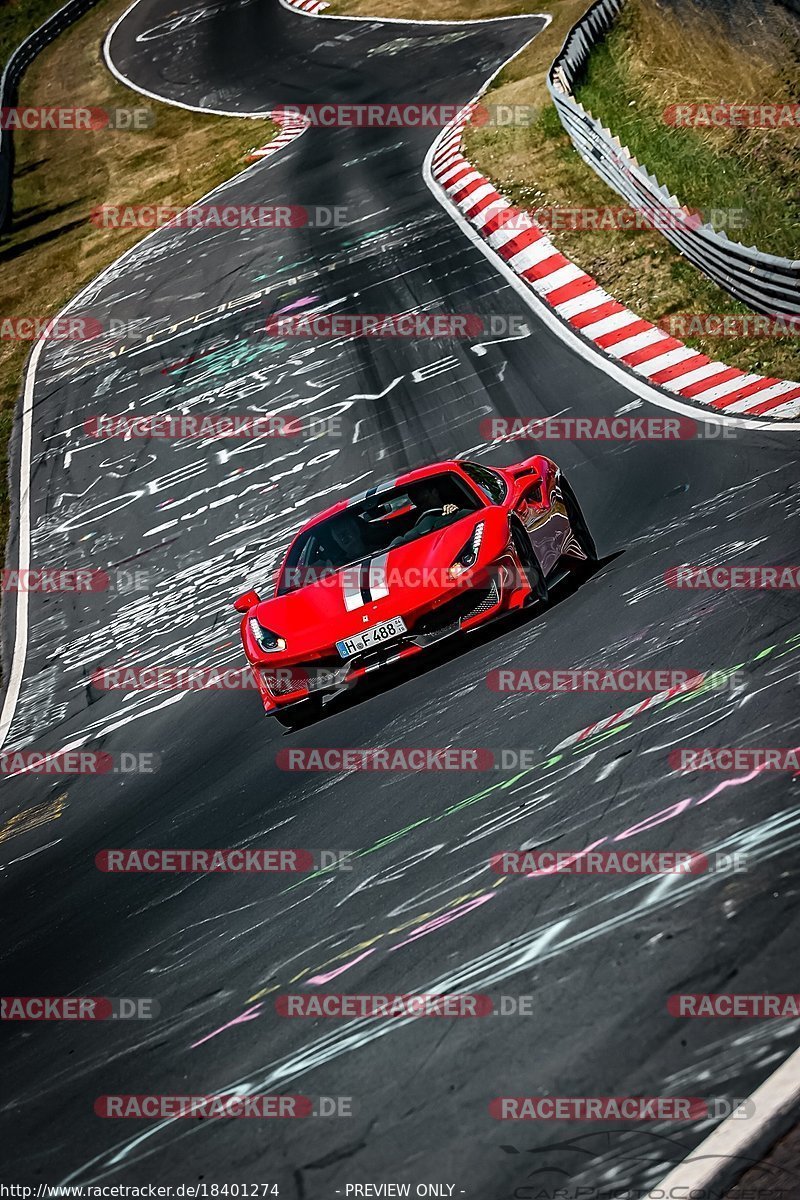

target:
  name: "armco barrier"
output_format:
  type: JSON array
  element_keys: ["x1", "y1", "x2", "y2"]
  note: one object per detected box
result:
[
  {"x1": 0, "y1": 0, "x2": 101, "y2": 233},
  {"x1": 547, "y1": 0, "x2": 800, "y2": 317}
]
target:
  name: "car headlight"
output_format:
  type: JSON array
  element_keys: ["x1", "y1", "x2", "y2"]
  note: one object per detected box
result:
[
  {"x1": 449, "y1": 522, "x2": 484, "y2": 578},
  {"x1": 248, "y1": 617, "x2": 286, "y2": 653}
]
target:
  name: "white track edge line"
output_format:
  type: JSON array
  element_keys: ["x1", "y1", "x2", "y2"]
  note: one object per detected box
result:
[
  {"x1": 647, "y1": 1042, "x2": 800, "y2": 1198},
  {"x1": 278, "y1": 0, "x2": 550, "y2": 24}
]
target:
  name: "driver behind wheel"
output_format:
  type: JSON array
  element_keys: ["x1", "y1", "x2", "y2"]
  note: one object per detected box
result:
[{"x1": 389, "y1": 482, "x2": 469, "y2": 546}]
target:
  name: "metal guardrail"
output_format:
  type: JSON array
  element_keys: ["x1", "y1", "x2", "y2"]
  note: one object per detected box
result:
[
  {"x1": 546, "y1": 0, "x2": 800, "y2": 316},
  {"x1": 0, "y1": 0, "x2": 101, "y2": 233}
]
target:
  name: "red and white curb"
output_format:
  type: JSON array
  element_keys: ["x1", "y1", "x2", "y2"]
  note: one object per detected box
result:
[
  {"x1": 430, "y1": 105, "x2": 800, "y2": 421},
  {"x1": 551, "y1": 672, "x2": 710, "y2": 754},
  {"x1": 284, "y1": 0, "x2": 329, "y2": 12},
  {"x1": 244, "y1": 107, "x2": 311, "y2": 162}
]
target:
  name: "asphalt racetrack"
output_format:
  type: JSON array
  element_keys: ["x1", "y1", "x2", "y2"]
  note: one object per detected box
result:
[{"x1": 1, "y1": 0, "x2": 799, "y2": 1194}]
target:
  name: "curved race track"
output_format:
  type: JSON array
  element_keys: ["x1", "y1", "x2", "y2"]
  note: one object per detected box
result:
[{"x1": 1, "y1": 1, "x2": 799, "y2": 1193}]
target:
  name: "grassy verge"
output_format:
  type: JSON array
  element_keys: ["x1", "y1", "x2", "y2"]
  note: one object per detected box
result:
[
  {"x1": 575, "y1": 0, "x2": 799, "y2": 258},
  {"x1": 328, "y1": 0, "x2": 800, "y2": 391},
  {"x1": 0, "y1": 0, "x2": 277, "y2": 554}
]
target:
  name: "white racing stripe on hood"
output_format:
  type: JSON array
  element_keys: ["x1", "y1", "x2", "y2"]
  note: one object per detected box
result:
[
  {"x1": 341, "y1": 554, "x2": 390, "y2": 610},
  {"x1": 367, "y1": 552, "x2": 390, "y2": 601},
  {"x1": 342, "y1": 566, "x2": 365, "y2": 612}
]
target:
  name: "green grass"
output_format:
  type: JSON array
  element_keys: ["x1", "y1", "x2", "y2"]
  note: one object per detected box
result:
[{"x1": 574, "y1": 3, "x2": 799, "y2": 258}]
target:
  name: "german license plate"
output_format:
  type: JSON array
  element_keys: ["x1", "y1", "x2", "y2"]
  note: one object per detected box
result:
[{"x1": 336, "y1": 616, "x2": 407, "y2": 659}]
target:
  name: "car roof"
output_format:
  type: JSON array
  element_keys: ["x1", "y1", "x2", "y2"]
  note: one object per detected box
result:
[{"x1": 293, "y1": 460, "x2": 470, "y2": 535}]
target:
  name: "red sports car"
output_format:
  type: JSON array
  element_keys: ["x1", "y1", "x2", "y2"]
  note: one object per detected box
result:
[{"x1": 233, "y1": 456, "x2": 596, "y2": 727}]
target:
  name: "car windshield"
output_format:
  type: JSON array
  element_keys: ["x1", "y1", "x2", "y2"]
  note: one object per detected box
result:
[{"x1": 277, "y1": 471, "x2": 481, "y2": 594}]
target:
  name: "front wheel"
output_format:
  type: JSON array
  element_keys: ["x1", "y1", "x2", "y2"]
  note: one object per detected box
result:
[
  {"x1": 511, "y1": 523, "x2": 548, "y2": 607},
  {"x1": 560, "y1": 476, "x2": 597, "y2": 571}
]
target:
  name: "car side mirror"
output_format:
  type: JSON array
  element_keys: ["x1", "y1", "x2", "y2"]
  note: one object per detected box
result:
[{"x1": 233, "y1": 589, "x2": 260, "y2": 613}]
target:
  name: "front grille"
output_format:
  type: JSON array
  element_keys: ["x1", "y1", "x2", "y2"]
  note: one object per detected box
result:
[
  {"x1": 412, "y1": 578, "x2": 500, "y2": 644},
  {"x1": 468, "y1": 581, "x2": 501, "y2": 618},
  {"x1": 265, "y1": 657, "x2": 348, "y2": 695}
]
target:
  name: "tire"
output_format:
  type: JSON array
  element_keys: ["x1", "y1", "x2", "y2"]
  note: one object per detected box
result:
[
  {"x1": 511, "y1": 523, "x2": 548, "y2": 607},
  {"x1": 560, "y1": 476, "x2": 597, "y2": 571},
  {"x1": 273, "y1": 697, "x2": 323, "y2": 730}
]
